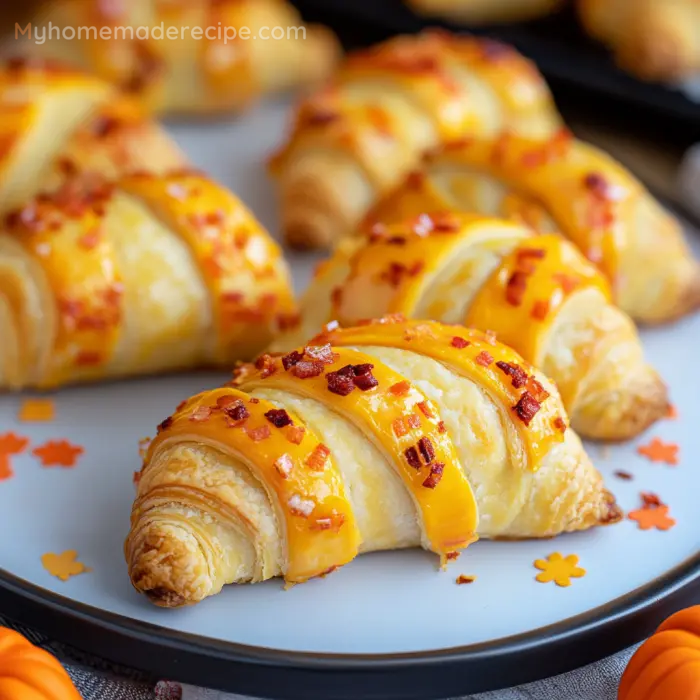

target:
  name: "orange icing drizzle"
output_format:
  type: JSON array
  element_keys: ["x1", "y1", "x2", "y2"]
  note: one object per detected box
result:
[
  {"x1": 238, "y1": 348, "x2": 478, "y2": 555},
  {"x1": 466, "y1": 234, "x2": 611, "y2": 366},
  {"x1": 5, "y1": 193, "x2": 123, "y2": 388},
  {"x1": 435, "y1": 133, "x2": 636, "y2": 283},
  {"x1": 121, "y1": 171, "x2": 296, "y2": 360},
  {"x1": 316, "y1": 320, "x2": 565, "y2": 471},
  {"x1": 149, "y1": 387, "x2": 360, "y2": 583}
]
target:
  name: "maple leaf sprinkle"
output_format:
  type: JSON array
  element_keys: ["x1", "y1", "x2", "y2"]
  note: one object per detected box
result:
[
  {"x1": 32, "y1": 440, "x2": 84, "y2": 468},
  {"x1": 636, "y1": 437, "x2": 679, "y2": 466}
]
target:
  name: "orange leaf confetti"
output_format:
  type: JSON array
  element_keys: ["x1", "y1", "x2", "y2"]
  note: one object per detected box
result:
[
  {"x1": 534, "y1": 552, "x2": 586, "y2": 587},
  {"x1": 41, "y1": 550, "x2": 91, "y2": 581},
  {"x1": 637, "y1": 437, "x2": 679, "y2": 466},
  {"x1": 18, "y1": 399, "x2": 55, "y2": 422},
  {"x1": 32, "y1": 440, "x2": 84, "y2": 468},
  {"x1": 628, "y1": 505, "x2": 676, "y2": 531},
  {"x1": 0, "y1": 432, "x2": 29, "y2": 482}
]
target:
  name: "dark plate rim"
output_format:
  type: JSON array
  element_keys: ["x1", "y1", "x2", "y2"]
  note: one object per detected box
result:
[{"x1": 1, "y1": 548, "x2": 700, "y2": 699}]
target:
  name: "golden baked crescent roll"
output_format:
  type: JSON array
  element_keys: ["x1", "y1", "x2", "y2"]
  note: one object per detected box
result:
[
  {"x1": 365, "y1": 132, "x2": 700, "y2": 324},
  {"x1": 26, "y1": 0, "x2": 341, "y2": 116},
  {"x1": 577, "y1": 0, "x2": 700, "y2": 82},
  {"x1": 406, "y1": 0, "x2": 564, "y2": 25},
  {"x1": 0, "y1": 170, "x2": 297, "y2": 390},
  {"x1": 276, "y1": 213, "x2": 669, "y2": 441},
  {"x1": 0, "y1": 58, "x2": 186, "y2": 215},
  {"x1": 126, "y1": 318, "x2": 620, "y2": 606},
  {"x1": 269, "y1": 30, "x2": 562, "y2": 250}
]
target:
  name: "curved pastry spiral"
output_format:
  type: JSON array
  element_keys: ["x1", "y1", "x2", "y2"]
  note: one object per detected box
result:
[
  {"x1": 269, "y1": 31, "x2": 562, "y2": 250},
  {"x1": 277, "y1": 213, "x2": 669, "y2": 441},
  {"x1": 0, "y1": 170, "x2": 297, "y2": 390},
  {"x1": 577, "y1": 0, "x2": 700, "y2": 82},
  {"x1": 126, "y1": 318, "x2": 620, "y2": 607},
  {"x1": 366, "y1": 132, "x2": 700, "y2": 324},
  {"x1": 27, "y1": 0, "x2": 341, "y2": 116},
  {"x1": 0, "y1": 58, "x2": 186, "y2": 215},
  {"x1": 406, "y1": 0, "x2": 564, "y2": 25}
]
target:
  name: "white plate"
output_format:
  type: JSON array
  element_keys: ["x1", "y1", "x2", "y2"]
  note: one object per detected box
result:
[{"x1": 1, "y1": 100, "x2": 699, "y2": 699}]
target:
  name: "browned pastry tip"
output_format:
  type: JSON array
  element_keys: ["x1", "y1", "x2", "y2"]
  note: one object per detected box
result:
[
  {"x1": 600, "y1": 490, "x2": 624, "y2": 526},
  {"x1": 575, "y1": 373, "x2": 670, "y2": 444}
]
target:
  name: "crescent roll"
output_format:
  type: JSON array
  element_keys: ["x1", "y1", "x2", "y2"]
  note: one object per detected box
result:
[
  {"x1": 126, "y1": 318, "x2": 620, "y2": 606},
  {"x1": 577, "y1": 0, "x2": 700, "y2": 82},
  {"x1": 365, "y1": 132, "x2": 700, "y2": 324},
  {"x1": 26, "y1": 0, "x2": 341, "y2": 116},
  {"x1": 0, "y1": 58, "x2": 186, "y2": 215},
  {"x1": 0, "y1": 170, "x2": 297, "y2": 390},
  {"x1": 276, "y1": 213, "x2": 669, "y2": 441},
  {"x1": 406, "y1": 0, "x2": 564, "y2": 25},
  {"x1": 269, "y1": 30, "x2": 562, "y2": 250}
]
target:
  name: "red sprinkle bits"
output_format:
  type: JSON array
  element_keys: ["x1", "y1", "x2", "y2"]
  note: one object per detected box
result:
[
  {"x1": 513, "y1": 392, "x2": 541, "y2": 426},
  {"x1": 405, "y1": 446, "x2": 421, "y2": 470},
  {"x1": 451, "y1": 336, "x2": 470, "y2": 349},
  {"x1": 390, "y1": 381, "x2": 411, "y2": 396},
  {"x1": 306, "y1": 444, "x2": 330, "y2": 472},
  {"x1": 495, "y1": 361, "x2": 528, "y2": 389},
  {"x1": 475, "y1": 351, "x2": 494, "y2": 367},
  {"x1": 422, "y1": 462, "x2": 445, "y2": 489},
  {"x1": 247, "y1": 425, "x2": 271, "y2": 442},
  {"x1": 265, "y1": 409, "x2": 293, "y2": 428}
]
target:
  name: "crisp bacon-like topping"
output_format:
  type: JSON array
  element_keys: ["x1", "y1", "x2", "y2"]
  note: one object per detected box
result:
[
  {"x1": 553, "y1": 273, "x2": 579, "y2": 294},
  {"x1": 287, "y1": 425, "x2": 305, "y2": 445},
  {"x1": 380, "y1": 261, "x2": 424, "y2": 287},
  {"x1": 641, "y1": 492, "x2": 663, "y2": 508},
  {"x1": 553, "y1": 416, "x2": 567, "y2": 433},
  {"x1": 583, "y1": 172, "x2": 609, "y2": 198},
  {"x1": 405, "y1": 446, "x2": 421, "y2": 470},
  {"x1": 306, "y1": 444, "x2": 330, "y2": 471},
  {"x1": 437, "y1": 421, "x2": 447, "y2": 434},
  {"x1": 353, "y1": 364, "x2": 379, "y2": 391},
  {"x1": 282, "y1": 350, "x2": 304, "y2": 371},
  {"x1": 506, "y1": 270, "x2": 529, "y2": 306},
  {"x1": 406, "y1": 170, "x2": 425, "y2": 189},
  {"x1": 446, "y1": 551, "x2": 460, "y2": 561},
  {"x1": 249, "y1": 398, "x2": 260, "y2": 404},
  {"x1": 326, "y1": 366, "x2": 356, "y2": 396},
  {"x1": 255, "y1": 354, "x2": 277, "y2": 378},
  {"x1": 292, "y1": 360, "x2": 325, "y2": 379},
  {"x1": 265, "y1": 409, "x2": 293, "y2": 428},
  {"x1": 513, "y1": 392, "x2": 541, "y2": 426},
  {"x1": 247, "y1": 425, "x2": 271, "y2": 442},
  {"x1": 495, "y1": 361, "x2": 528, "y2": 389},
  {"x1": 288, "y1": 494, "x2": 315, "y2": 517},
  {"x1": 157, "y1": 416, "x2": 173, "y2": 433},
  {"x1": 306, "y1": 108, "x2": 340, "y2": 127},
  {"x1": 451, "y1": 336, "x2": 470, "y2": 349},
  {"x1": 526, "y1": 378, "x2": 550, "y2": 403},
  {"x1": 390, "y1": 381, "x2": 411, "y2": 396},
  {"x1": 220, "y1": 399, "x2": 249, "y2": 424},
  {"x1": 614, "y1": 470, "x2": 633, "y2": 481},
  {"x1": 407, "y1": 414, "x2": 421, "y2": 429},
  {"x1": 422, "y1": 462, "x2": 445, "y2": 489},
  {"x1": 189, "y1": 406, "x2": 212, "y2": 422},
  {"x1": 304, "y1": 344, "x2": 336, "y2": 364},
  {"x1": 418, "y1": 437, "x2": 436, "y2": 465},
  {"x1": 531, "y1": 300, "x2": 550, "y2": 321},
  {"x1": 417, "y1": 401, "x2": 434, "y2": 419},
  {"x1": 393, "y1": 418, "x2": 408, "y2": 437},
  {"x1": 475, "y1": 351, "x2": 494, "y2": 367},
  {"x1": 274, "y1": 454, "x2": 294, "y2": 479}
]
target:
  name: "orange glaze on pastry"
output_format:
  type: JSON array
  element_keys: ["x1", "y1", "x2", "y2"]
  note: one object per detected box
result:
[
  {"x1": 236, "y1": 347, "x2": 479, "y2": 554},
  {"x1": 148, "y1": 387, "x2": 360, "y2": 582},
  {"x1": 3, "y1": 184, "x2": 122, "y2": 387},
  {"x1": 465, "y1": 234, "x2": 612, "y2": 365},
  {"x1": 121, "y1": 171, "x2": 297, "y2": 361},
  {"x1": 314, "y1": 319, "x2": 565, "y2": 471}
]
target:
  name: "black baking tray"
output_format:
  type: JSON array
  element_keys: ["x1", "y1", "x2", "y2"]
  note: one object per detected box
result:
[{"x1": 291, "y1": 0, "x2": 700, "y2": 146}]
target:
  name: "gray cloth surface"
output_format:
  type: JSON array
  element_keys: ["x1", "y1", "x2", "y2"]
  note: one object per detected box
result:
[{"x1": 0, "y1": 614, "x2": 633, "y2": 700}]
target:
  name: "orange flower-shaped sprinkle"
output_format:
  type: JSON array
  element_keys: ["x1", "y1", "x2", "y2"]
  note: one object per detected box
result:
[
  {"x1": 534, "y1": 552, "x2": 586, "y2": 587},
  {"x1": 33, "y1": 440, "x2": 84, "y2": 468},
  {"x1": 41, "y1": 550, "x2": 91, "y2": 581},
  {"x1": 637, "y1": 437, "x2": 679, "y2": 466},
  {"x1": 0, "y1": 432, "x2": 29, "y2": 481},
  {"x1": 628, "y1": 505, "x2": 676, "y2": 531}
]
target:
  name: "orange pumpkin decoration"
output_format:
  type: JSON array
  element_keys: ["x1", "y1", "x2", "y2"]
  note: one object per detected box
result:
[
  {"x1": 619, "y1": 606, "x2": 700, "y2": 700},
  {"x1": 0, "y1": 627, "x2": 81, "y2": 699}
]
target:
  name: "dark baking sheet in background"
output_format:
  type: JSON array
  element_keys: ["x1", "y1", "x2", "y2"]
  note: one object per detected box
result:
[{"x1": 290, "y1": 0, "x2": 700, "y2": 148}]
